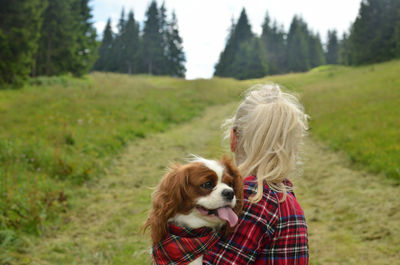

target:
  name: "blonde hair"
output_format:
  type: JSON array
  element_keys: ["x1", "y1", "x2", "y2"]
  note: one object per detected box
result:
[{"x1": 225, "y1": 84, "x2": 308, "y2": 203}]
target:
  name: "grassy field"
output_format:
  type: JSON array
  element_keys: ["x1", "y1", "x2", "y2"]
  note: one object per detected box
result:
[
  {"x1": 3, "y1": 103, "x2": 399, "y2": 264},
  {"x1": 261, "y1": 61, "x2": 400, "y2": 179},
  {"x1": 0, "y1": 74, "x2": 246, "y2": 249},
  {"x1": 1, "y1": 59, "x2": 399, "y2": 263}
]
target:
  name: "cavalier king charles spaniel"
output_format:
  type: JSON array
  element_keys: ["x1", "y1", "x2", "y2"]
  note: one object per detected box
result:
[{"x1": 144, "y1": 155, "x2": 243, "y2": 264}]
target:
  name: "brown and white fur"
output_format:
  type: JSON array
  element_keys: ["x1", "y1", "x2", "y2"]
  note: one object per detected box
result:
[{"x1": 144, "y1": 155, "x2": 243, "y2": 264}]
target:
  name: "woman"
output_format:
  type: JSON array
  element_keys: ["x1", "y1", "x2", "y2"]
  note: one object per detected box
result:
[{"x1": 203, "y1": 84, "x2": 309, "y2": 264}]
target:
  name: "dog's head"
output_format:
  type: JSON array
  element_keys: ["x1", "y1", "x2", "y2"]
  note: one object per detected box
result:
[{"x1": 144, "y1": 155, "x2": 243, "y2": 244}]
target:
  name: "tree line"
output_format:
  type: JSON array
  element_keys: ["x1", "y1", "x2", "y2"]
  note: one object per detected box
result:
[
  {"x1": 340, "y1": 0, "x2": 400, "y2": 65},
  {"x1": 0, "y1": 0, "x2": 97, "y2": 87},
  {"x1": 2, "y1": 0, "x2": 400, "y2": 86},
  {"x1": 0, "y1": 0, "x2": 185, "y2": 88},
  {"x1": 216, "y1": 0, "x2": 400, "y2": 80},
  {"x1": 214, "y1": 9, "x2": 326, "y2": 79},
  {"x1": 93, "y1": 1, "x2": 186, "y2": 77}
]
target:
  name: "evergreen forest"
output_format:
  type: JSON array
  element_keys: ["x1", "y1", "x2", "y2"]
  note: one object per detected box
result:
[
  {"x1": 1, "y1": 0, "x2": 400, "y2": 86},
  {"x1": 215, "y1": 0, "x2": 400, "y2": 79},
  {"x1": 1, "y1": 0, "x2": 97, "y2": 87},
  {"x1": 93, "y1": 2, "x2": 186, "y2": 77},
  {"x1": 0, "y1": 0, "x2": 185, "y2": 88}
]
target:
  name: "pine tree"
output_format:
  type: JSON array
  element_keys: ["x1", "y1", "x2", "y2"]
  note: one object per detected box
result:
[
  {"x1": 214, "y1": 19, "x2": 236, "y2": 77},
  {"x1": 214, "y1": 8, "x2": 253, "y2": 77},
  {"x1": 308, "y1": 32, "x2": 325, "y2": 68},
  {"x1": 35, "y1": 0, "x2": 77, "y2": 76},
  {"x1": 286, "y1": 16, "x2": 310, "y2": 72},
  {"x1": 123, "y1": 11, "x2": 140, "y2": 74},
  {"x1": 142, "y1": 1, "x2": 164, "y2": 75},
  {"x1": 349, "y1": 0, "x2": 383, "y2": 64},
  {"x1": 166, "y1": 11, "x2": 186, "y2": 77},
  {"x1": 233, "y1": 9, "x2": 253, "y2": 42},
  {"x1": 68, "y1": 0, "x2": 97, "y2": 76},
  {"x1": 111, "y1": 8, "x2": 127, "y2": 72},
  {"x1": 396, "y1": 14, "x2": 400, "y2": 57},
  {"x1": 34, "y1": 0, "x2": 97, "y2": 77},
  {"x1": 338, "y1": 32, "x2": 352, "y2": 65},
  {"x1": 93, "y1": 3, "x2": 185, "y2": 77},
  {"x1": 347, "y1": 0, "x2": 400, "y2": 64},
  {"x1": 231, "y1": 37, "x2": 268, "y2": 79},
  {"x1": 159, "y1": 2, "x2": 169, "y2": 73},
  {"x1": 261, "y1": 13, "x2": 287, "y2": 74},
  {"x1": 93, "y1": 19, "x2": 114, "y2": 71},
  {"x1": 325, "y1": 30, "x2": 339, "y2": 64},
  {"x1": 378, "y1": 0, "x2": 400, "y2": 61},
  {"x1": 0, "y1": 0, "x2": 47, "y2": 87}
]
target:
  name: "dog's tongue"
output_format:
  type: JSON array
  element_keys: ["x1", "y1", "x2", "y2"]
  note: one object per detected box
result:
[{"x1": 216, "y1": 207, "x2": 238, "y2": 227}]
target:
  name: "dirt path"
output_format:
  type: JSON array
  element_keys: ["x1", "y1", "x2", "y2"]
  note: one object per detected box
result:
[{"x1": 17, "y1": 103, "x2": 400, "y2": 265}]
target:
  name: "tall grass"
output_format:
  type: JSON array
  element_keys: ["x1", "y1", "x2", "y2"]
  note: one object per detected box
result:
[{"x1": 0, "y1": 73, "x2": 246, "y2": 243}]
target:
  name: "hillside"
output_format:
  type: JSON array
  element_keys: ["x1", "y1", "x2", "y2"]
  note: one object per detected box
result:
[
  {"x1": 262, "y1": 60, "x2": 400, "y2": 180},
  {"x1": 3, "y1": 103, "x2": 399, "y2": 265},
  {"x1": 0, "y1": 74, "x2": 247, "y2": 251},
  {"x1": 1, "y1": 59, "x2": 400, "y2": 263}
]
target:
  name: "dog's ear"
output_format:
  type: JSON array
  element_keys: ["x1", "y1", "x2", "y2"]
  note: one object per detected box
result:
[
  {"x1": 143, "y1": 164, "x2": 189, "y2": 244},
  {"x1": 221, "y1": 155, "x2": 243, "y2": 216}
]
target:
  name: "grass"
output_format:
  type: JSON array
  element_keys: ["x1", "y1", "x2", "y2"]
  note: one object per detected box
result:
[
  {"x1": 298, "y1": 138, "x2": 400, "y2": 265},
  {"x1": 258, "y1": 60, "x2": 400, "y2": 180},
  {"x1": 4, "y1": 103, "x2": 399, "y2": 264},
  {"x1": 0, "y1": 73, "x2": 246, "y2": 248},
  {"x1": 1, "y1": 103, "x2": 237, "y2": 264},
  {"x1": 1, "y1": 59, "x2": 399, "y2": 262}
]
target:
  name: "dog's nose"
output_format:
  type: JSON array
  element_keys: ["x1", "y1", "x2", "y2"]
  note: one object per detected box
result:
[{"x1": 222, "y1": 189, "x2": 234, "y2": 201}]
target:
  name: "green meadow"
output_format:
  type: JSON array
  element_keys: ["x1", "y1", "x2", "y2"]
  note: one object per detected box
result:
[
  {"x1": 1, "y1": 59, "x2": 399, "y2": 263},
  {"x1": 0, "y1": 74, "x2": 246, "y2": 244},
  {"x1": 262, "y1": 60, "x2": 400, "y2": 179}
]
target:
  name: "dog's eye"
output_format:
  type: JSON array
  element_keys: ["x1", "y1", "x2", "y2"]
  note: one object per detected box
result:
[{"x1": 201, "y1": 181, "x2": 214, "y2": 190}]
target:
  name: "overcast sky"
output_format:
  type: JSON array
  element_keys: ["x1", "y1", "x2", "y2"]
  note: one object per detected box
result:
[{"x1": 92, "y1": 0, "x2": 362, "y2": 79}]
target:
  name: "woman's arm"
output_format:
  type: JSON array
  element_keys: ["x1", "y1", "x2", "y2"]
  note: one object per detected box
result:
[{"x1": 203, "y1": 183, "x2": 279, "y2": 265}]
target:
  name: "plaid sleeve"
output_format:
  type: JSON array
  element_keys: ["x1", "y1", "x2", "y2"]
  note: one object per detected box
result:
[{"x1": 202, "y1": 181, "x2": 279, "y2": 265}]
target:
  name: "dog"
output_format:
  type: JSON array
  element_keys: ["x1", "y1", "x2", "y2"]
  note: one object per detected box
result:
[{"x1": 144, "y1": 155, "x2": 243, "y2": 264}]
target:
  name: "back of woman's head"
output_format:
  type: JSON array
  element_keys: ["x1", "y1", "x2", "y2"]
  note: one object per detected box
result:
[{"x1": 226, "y1": 84, "x2": 308, "y2": 202}]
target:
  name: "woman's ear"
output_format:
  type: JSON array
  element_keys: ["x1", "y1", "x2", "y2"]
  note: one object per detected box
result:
[{"x1": 230, "y1": 129, "x2": 238, "y2": 153}]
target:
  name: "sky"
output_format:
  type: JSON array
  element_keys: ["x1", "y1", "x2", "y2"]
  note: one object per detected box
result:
[{"x1": 92, "y1": 0, "x2": 362, "y2": 79}]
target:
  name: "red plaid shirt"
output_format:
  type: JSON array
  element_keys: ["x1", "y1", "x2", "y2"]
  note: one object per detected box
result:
[
  {"x1": 152, "y1": 223, "x2": 221, "y2": 264},
  {"x1": 203, "y1": 176, "x2": 309, "y2": 265}
]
